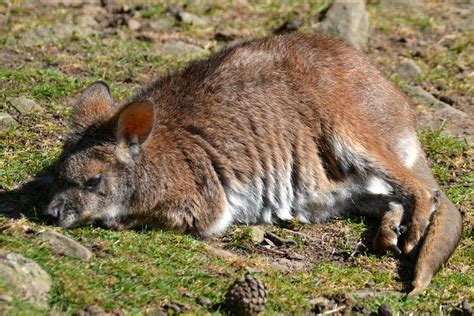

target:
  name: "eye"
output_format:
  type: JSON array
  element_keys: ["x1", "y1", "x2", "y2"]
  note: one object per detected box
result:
[{"x1": 84, "y1": 174, "x2": 102, "y2": 190}]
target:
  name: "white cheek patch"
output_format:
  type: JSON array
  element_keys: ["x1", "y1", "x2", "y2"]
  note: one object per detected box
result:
[
  {"x1": 397, "y1": 134, "x2": 419, "y2": 168},
  {"x1": 365, "y1": 176, "x2": 392, "y2": 195}
]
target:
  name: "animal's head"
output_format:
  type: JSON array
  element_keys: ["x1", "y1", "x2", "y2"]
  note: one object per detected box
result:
[{"x1": 46, "y1": 82, "x2": 155, "y2": 228}]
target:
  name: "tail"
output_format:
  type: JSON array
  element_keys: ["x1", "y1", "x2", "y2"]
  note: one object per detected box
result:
[{"x1": 408, "y1": 192, "x2": 463, "y2": 296}]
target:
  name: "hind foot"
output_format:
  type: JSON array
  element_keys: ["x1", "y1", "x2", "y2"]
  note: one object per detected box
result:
[{"x1": 374, "y1": 225, "x2": 407, "y2": 255}]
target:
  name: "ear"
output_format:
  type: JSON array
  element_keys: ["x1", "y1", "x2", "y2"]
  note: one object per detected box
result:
[
  {"x1": 71, "y1": 81, "x2": 115, "y2": 131},
  {"x1": 116, "y1": 100, "x2": 154, "y2": 148}
]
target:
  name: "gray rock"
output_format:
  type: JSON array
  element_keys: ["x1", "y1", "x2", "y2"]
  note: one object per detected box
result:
[
  {"x1": 76, "y1": 15, "x2": 99, "y2": 28},
  {"x1": 405, "y1": 86, "x2": 467, "y2": 117},
  {"x1": 396, "y1": 59, "x2": 422, "y2": 80},
  {"x1": 0, "y1": 112, "x2": 17, "y2": 131},
  {"x1": 314, "y1": 0, "x2": 369, "y2": 50},
  {"x1": 156, "y1": 41, "x2": 206, "y2": 56},
  {"x1": 0, "y1": 251, "x2": 52, "y2": 308},
  {"x1": 14, "y1": 23, "x2": 95, "y2": 47},
  {"x1": 249, "y1": 226, "x2": 265, "y2": 244},
  {"x1": 7, "y1": 97, "x2": 42, "y2": 114},
  {"x1": 147, "y1": 17, "x2": 175, "y2": 32},
  {"x1": 204, "y1": 244, "x2": 238, "y2": 260},
  {"x1": 0, "y1": 295, "x2": 13, "y2": 303},
  {"x1": 41, "y1": 230, "x2": 93, "y2": 261},
  {"x1": 127, "y1": 18, "x2": 141, "y2": 31},
  {"x1": 176, "y1": 11, "x2": 208, "y2": 27}
]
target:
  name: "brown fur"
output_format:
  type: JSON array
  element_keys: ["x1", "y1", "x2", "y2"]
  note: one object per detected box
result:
[{"x1": 47, "y1": 33, "x2": 463, "y2": 295}]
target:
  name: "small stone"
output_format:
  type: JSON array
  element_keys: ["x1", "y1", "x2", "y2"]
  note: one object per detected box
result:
[
  {"x1": 314, "y1": 0, "x2": 369, "y2": 50},
  {"x1": 378, "y1": 304, "x2": 393, "y2": 316},
  {"x1": 7, "y1": 97, "x2": 42, "y2": 114},
  {"x1": 204, "y1": 244, "x2": 238, "y2": 260},
  {"x1": 196, "y1": 296, "x2": 212, "y2": 306},
  {"x1": 250, "y1": 226, "x2": 265, "y2": 244},
  {"x1": 127, "y1": 18, "x2": 141, "y2": 31},
  {"x1": 176, "y1": 11, "x2": 208, "y2": 27},
  {"x1": 396, "y1": 59, "x2": 422, "y2": 80},
  {"x1": 0, "y1": 112, "x2": 17, "y2": 131},
  {"x1": 147, "y1": 17, "x2": 175, "y2": 32},
  {"x1": 0, "y1": 251, "x2": 52, "y2": 308},
  {"x1": 41, "y1": 230, "x2": 93, "y2": 261},
  {"x1": 0, "y1": 294, "x2": 13, "y2": 303},
  {"x1": 163, "y1": 302, "x2": 190, "y2": 313}
]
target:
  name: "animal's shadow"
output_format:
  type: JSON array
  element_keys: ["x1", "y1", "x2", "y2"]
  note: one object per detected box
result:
[
  {"x1": 0, "y1": 164, "x2": 415, "y2": 294},
  {"x1": 0, "y1": 164, "x2": 56, "y2": 224}
]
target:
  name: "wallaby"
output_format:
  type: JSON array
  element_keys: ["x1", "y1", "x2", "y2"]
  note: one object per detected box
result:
[{"x1": 47, "y1": 33, "x2": 463, "y2": 296}]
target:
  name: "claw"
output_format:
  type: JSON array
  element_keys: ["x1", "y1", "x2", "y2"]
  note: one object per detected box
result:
[{"x1": 389, "y1": 244, "x2": 402, "y2": 255}]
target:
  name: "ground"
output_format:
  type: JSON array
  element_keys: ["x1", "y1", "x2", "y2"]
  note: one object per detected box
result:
[{"x1": 0, "y1": 0, "x2": 473, "y2": 315}]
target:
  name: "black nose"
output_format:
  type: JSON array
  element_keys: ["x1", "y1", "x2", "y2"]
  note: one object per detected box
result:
[{"x1": 48, "y1": 199, "x2": 64, "y2": 219}]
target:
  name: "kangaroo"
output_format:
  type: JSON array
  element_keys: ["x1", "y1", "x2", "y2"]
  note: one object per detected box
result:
[{"x1": 47, "y1": 33, "x2": 463, "y2": 296}]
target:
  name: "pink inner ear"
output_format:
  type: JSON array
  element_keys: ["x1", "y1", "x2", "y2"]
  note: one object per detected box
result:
[{"x1": 118, "y1": 101, "x2": 154, "y2": 144}]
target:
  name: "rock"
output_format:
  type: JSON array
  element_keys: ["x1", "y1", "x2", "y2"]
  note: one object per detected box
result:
[
  {"x1": 348, "y1": 289, "x2": 402, "y2": 300},
  {"x1": 14, "y1": 23, "x2": 95, "y2": 47},
  {"x1": 204, "y1": 244, "x2": 238, "y2": 260},
  {"x1": 176, "y1": 11, "x2": 208, "y2": 27},
  {"x1": 163, "y1": 302, "x2": 190, "y2": 313},
  {"x1": 378, "y1": 303, "x2": 393, "y2": 316},
  {"x1": 396, "y1": 59, "x2": 422, "y2": 80},
  {"x1": 0, "y1": 295, "x2": 13, "y2": 303},
  {"x1": 0, "y1": 112, "x2": 17, "y2": 131},
  {"x1": 314, "y1": 0, "x2": 369, "y2": 50},
  {"x1": 196, "y1": 296, "x2": 212, "y2": 306},
  {"x1": 405, "y1": 86, "x2": 467, "y2": 117},
  {"x1": 249, "y1": 226, "x2": 265, "y2": 244},
  {"x1": 147, "y1": 17, "x2": 175, "y2": 32},
  {"x1": 41, "y1": 230, "x2": 93, "y2": 261},
  {"x1": 156, "y1": 41, "x2": 206, "y2": 56},
  {"x1": 7, "y1": 97, "x2": 42, "y2": 114},
  {"x1": 127, "y1": 18, "x2": 141, "y2": 31},
  {"x1": 0, "y1": 251, "x2": 52, "y2": 308}
]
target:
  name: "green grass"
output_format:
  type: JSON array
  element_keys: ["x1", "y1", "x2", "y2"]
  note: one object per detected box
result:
[{"x1": 0, "y1": 1, "x2": 472, "y2": 314}]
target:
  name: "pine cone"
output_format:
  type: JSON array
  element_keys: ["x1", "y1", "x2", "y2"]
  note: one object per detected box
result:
[{"x1": 224, "y1": 272, "x2": 267, "y2": 315}]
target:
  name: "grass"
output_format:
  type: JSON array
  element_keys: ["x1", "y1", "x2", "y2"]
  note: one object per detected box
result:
[{"x1": 0, "y1": 0, "x2": 472, "y2": 314}]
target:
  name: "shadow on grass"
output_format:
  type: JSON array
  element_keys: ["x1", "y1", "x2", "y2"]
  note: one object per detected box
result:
[{"x1": 0, "y1": 164, "x2": 56, "y2": 224}]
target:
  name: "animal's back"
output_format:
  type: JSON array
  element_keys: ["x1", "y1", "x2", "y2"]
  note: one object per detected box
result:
[{"x1": 136, "y1": 33, "x2": 417, "y2": 230}]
